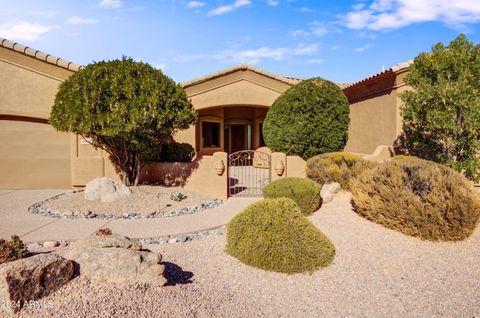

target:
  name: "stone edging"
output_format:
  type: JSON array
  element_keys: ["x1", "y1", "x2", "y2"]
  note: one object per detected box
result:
[
  {"x1": 28, "y1": 190, "x2": 224, "y2": 220},
  {"x1": 131, "y1": 226, "x2": 226, "y2": 244}
]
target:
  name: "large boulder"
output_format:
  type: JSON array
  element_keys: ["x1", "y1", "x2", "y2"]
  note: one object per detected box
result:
[
  {"x1": 84, "y1": 177, "x2": 131, "y2": 203},
  {"x1": 0, "y1": 254, "x2": 74, "y2": 314},
  {"x1": 59, "y1": 234, "x2": 166, "y2": 286}
]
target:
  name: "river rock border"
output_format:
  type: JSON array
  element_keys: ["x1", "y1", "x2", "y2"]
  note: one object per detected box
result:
[
  {"x1": 132, "y1": 226, "x2": 226, "y2": 245},
  {"x1": 28, "y1": 190, "x2": 224, "y2": 220}
]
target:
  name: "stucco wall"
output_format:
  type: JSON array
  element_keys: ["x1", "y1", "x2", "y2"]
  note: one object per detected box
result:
[
  {"x1": 343, "y1": 70, "x2": 408, "y2": 154},
  {"x1": 0, "y1": 47, "x2": 74, "y2": 189},
  {"x1": 139, "y1": 152, "x2": 228, "y2": 199}
]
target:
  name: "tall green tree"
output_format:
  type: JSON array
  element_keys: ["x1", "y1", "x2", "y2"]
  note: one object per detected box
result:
[
  {"x1": 398, "y1": 34, "x2": 480, "y2": 181},
  {"x1": 50, "y1": 57, "x2": 197, "y2": 186}
]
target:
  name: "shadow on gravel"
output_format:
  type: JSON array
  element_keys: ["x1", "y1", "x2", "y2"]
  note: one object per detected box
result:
[{"x1": 162, "y1": 262, "x2": 194, "y2": 286}]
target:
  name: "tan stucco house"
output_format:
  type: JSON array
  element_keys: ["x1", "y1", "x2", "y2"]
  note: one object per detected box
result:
[{"x1": 0, "y1": 36, "x2": 411, "y2": 192}]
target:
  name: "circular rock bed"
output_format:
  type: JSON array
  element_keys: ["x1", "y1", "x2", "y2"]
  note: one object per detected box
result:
[{"x1": 28, "y1": 186, "x2": 223, "y2": 220}]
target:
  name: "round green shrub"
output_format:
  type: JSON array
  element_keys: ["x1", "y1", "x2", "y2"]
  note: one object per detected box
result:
[
  {"x1": 226, "y1": 198, "x2": 335, "y2": 273},
  {"x1": 262, "y1": 177, "x2": 321, "y2": 215},
  {"x1": 350, "y1": 158, "x2": 480, "y2": 241},
  {"x1": 306, "y1": 152, "x2": 377, "y2": 190},
  {"x1": 262, "y1": 78, "x2": 350, "y2": 160}
]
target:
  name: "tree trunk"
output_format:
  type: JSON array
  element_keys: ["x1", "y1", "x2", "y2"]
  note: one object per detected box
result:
[{"x1": 134, "y1": 155, "x2": 141, "y2": 186}]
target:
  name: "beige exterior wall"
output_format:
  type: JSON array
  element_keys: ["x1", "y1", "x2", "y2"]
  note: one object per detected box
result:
[
  {"x1": 0, "y1": 46, "x2": 75, "y2": 189},
  {"x1": 139, "y1": 152, "x2": 228, "y2": 199},
  {"x1": 343, "y1": 69, "x2": 409, "y2": 154}
]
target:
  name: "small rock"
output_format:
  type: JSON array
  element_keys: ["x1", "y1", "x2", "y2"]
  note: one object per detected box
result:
[
  {"x1": 321, "y1": 182, "x2": 341, "y2": 204},
  {"x1": 26, "y1": 242, "x2": 42, "y2": 252},
  {"x1": 43, "y1": 240, "x2": 60, "y2": 248},
  {"x1": 168, "y1": 238, "x2": 178, "y2": 244}
]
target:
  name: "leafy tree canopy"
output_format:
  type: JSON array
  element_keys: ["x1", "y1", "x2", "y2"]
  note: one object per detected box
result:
[
  {"x1": 398, "y1": 34, "x2": 480, "y2": 181},
  {"x1": 50, "y1": 57, "x2": 197, "y2": 185}
]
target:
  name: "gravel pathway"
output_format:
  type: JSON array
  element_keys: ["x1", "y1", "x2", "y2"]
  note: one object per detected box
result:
[{"x1": 5, "y1": 192, "x2": 480, "y2": 317}]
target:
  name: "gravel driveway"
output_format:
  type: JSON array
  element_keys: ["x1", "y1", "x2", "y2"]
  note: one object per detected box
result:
[{"x1": 5, "y1": 192, "x2": 480, "y2": 317}]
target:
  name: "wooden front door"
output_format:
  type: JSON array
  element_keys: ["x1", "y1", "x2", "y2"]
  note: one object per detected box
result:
[{"x1": 230, "y1": 124, "x2": 246, "y2": 153}]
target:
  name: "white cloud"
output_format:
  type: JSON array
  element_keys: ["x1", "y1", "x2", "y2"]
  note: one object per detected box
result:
[
  {"x1": 290, "y1": 29, "x2": 309, "y2": 37},
  {"x1": 355, "y1": 43, "x2": 372, "y2": 52},
  {"x1": 186, "y1": 1, "x2": 206, "y2": 9},
  {"x1": 65, "y1": 17, "x2": 99, "y2": 25},
  {"x1": 218, "y1": 43, "x2": 319, "y2": 63},
  {"x1": 0, "y1": 20, "x2": 59, "y2": 41},
  {"x1": 97, "y1": 0, "x2": 122, "y2": 9},
  {"x1": 128, "y1": 6, "x2": 147, "y2": 12},
  {"x1": 208, "y1": 0, "x2": 251, "y2": 16},
  {"x1": 28, "y1": 10, "x2": 59, "y2": 18},
  {"x1": 267, "y1": 0, "x2": 279, "y2": 6},
  {"x1": 344, "y1": 0, "x2": 480, "y2": 30},
  {"x1": 300, "y1": 7, "x2": 317, "y2": 13},
  {"x1": 311, "y1": 21, "x2": 328, "y2": 36},
  {"x1": 290, "y1": 22, "x2": 328, "y2": 38},
  {"x1": 307, "y1": 58, "x2": 324, "y2": 64}
]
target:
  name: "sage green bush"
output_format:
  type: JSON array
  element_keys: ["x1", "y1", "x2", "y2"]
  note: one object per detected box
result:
[
  {"x1": 226, "y1": 198, "x2": 335, "y2": 273},
  {"x1": 262, "y1": 177, "x2": 321, "y2": 215}
]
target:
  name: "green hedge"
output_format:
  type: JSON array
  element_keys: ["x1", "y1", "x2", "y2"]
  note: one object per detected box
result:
[
  {"x1": 306, "y1": 152, "x2": 377, "y2": 190},
  {"x1": 226, "y1": 198, "x2": 335, "y2": 273},
  {"x1": 262, "y1": 177, "x2": 321, "y2": 215},
  {"x1": 350, "y1": 158, "x2": 480, "y2": 241},
  {"x1": 262, "y1": 78, "x2": 350, "y2": 159}
]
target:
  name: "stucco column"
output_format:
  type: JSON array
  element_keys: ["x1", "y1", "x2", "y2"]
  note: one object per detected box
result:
[{"x1": 270, "y1": 152, "x2": 287, "y2": 182}]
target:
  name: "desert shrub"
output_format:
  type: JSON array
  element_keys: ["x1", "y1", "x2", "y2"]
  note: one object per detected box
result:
[
  {"x1": 0, "y1": 235, "x2": 30, "y2": 264},
  {"x1": 350, "y1": 158, "x2": 480, "y2": 241},
  {"x1": 262, "y1": 177, "x2": 321, "y2": 215},
  {"x1": 226, "y1": 198, "x2": 335, "y2": 273},
  {"x1": 169, "y1": 190, "x2": 186, "y2": 202},
  {"x1": 162, "y1": 143, "x2": 195, "y2": 162},
  {"x1": 262, "y1": 78, "x2": 350, "y2": 160},
  {"x1": 95, "y1": 228, "x2": 112, "y2": 236},
  {"x1": 306, "y1": 152, "x2": 377, "y2": 190}
]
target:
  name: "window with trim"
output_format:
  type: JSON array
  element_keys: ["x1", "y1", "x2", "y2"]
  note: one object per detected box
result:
[{"x1": 202, "y1": 121, "x2": 220, "y2": 148}]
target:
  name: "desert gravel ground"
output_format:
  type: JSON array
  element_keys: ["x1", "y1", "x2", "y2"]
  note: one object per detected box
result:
[
  {"x1": 44, "y1": 186, "x2": 214, "y2": 217},
  {"x1": 6, "y1": 192, "x2": 480, "y2": 318}
]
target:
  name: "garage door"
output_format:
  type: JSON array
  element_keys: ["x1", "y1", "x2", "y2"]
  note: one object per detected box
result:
[{"x1": 0, "y1": 118, "x2": 71, "y2": 189}]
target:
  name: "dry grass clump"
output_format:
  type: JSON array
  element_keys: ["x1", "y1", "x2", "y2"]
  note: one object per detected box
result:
[
  {"x1": 262, "y1": 177, "x2": 321, "y2": 215},
  {"x1": 0, "y1": 235, "x2": 30, "y2": 264},
  {"x1": 350, "y1": 158, "x2": 480, "y2": 241},
  {"x1": 226, "y1": 198, "x2": 335, "y2": 273},
  {"x1": 306, "y1": 152, "x2": 377, "y2": 190}
]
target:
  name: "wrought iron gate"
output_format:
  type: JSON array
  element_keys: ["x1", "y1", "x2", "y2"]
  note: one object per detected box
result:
[{"x1": 228, "y1": 150, "x2": 271, "y2": 197}]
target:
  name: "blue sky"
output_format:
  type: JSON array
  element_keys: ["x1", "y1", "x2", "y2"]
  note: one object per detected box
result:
[{"x1": 1, "y1": 0, "x2": 480, "y2": 83}]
